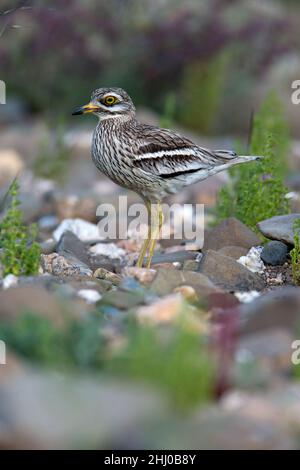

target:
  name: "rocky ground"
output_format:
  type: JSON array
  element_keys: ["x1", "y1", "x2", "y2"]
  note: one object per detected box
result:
[{"x1": 1, "y1": 119, "x2": 300, "y2": 449}]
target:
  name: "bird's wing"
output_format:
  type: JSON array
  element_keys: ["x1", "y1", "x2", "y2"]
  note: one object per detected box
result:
[{"x1": 132, "y1": 125, "x2": 238, "y2": 178}]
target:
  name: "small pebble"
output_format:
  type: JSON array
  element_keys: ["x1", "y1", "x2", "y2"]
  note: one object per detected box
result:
[
  {"x1": 53, "y1": 218, "x2": 101, "y2": 242},
  {"x1": 234, "y1": 291, "x2": 260, "y2": 303},
  {"x1": 38, "y1": 215, "x2": 59, "y2": 231},
  {"x1": 237, "y1": 246, "x2": 265, "y2": 273},
  {"x1": 77, "y1": 289, "x2": 102, "y2": 304},
  {"x1": 260, "y1": 241, "x2": 288, "y2": 266},
  {"x1": 173, "y1": 285, "x2": 198, "y2": 301},
  {"x1": 93, "y1": 267, "x2": 121, "y2": 284},
  {"x1": 122, "y1": 267, "x2": 157, "y2": 284},
  {"x1": 90, "y1": 243, "x2": 126, "y2": 260},
  {"x1": 2, "y1": 274, "x2": 18, "y2": 290}
]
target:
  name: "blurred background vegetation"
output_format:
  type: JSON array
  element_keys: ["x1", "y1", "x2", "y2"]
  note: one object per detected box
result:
[{"x1": 1, "y1": 0, "x2": 300, "y2": 135}]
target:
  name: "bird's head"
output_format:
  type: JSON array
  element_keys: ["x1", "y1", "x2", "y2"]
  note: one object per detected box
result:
[{"x1": 72, "y1": 87, "x2": 135, "y2": 120}]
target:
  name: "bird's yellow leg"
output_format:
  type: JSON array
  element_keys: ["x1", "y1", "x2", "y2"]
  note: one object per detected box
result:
[
  {"x1": 136, "y1": 228, "x2": 151, "y2": 267},
  {"x1": 136, "y1": 201, "x2": 151, "y2": 268},
  {"x1": 146, "y1": 203, "x2": 164, "y2": 268}
]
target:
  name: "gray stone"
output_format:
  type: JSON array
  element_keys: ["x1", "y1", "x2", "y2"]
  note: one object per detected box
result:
[
  {"x1": 93, "y1": 267, "x2": 122, "y2": 285},
  {"x1": 257, "y1": 214, "x2": 300, "y2": 245},
  {"x1": 198, "y1": 250, "x2": 265, "y2": 292},
  {"x1": 42, "y1": 231, "x2": 97, "y2": 277},
  {"x1": 218, "y1": 245, "x2": 249, "y2": 260},
  {"x1": 240, "y1": 287, "x2": 300, "y2": 335},
  {"x1": 261, "y1": 241, "x2": 288, "y2": 265},
  {"x1": 146, "y1": 399, "x2": 295, "y2": 450},
  {"x1": 151, "y1": 250, "x2": 200, "y2": 265},
  {"x1": 150, "y1": 267, "x2": 221, "y2": 299},
  {"x1": 122, "y1": 267, "x2": 157, "y2": 285},
  {"x1": 0, "y1": 285, "x2": 86, "y2": 325},
  {"x1": 239, "y1": 328, "x2": 294, "y2": 361},
  {"x1": 57, "y1": 231, "x2": 90, "y2": 265},
  {"x1": 17, "y1": 273, "x2": 111, "y2": 295},
  {"x1": 41, "y1": 253, "x2": 93, "y2": 277},
  {"x1": 237, "y1": 327, "x2": 294, "y2": 380},
  {"x1": 17, "y1": 274, "x2": 72, "y2": 293},
  {"x1": 38, "y1": 215, "x2": 59, "y2": 231},
  {"x1": 182, "y1": 259, "x2": 200, "y2": 271},
  {"x1": 53, "y1": 218, "x2": 101, "y2": 243},
  {"x1": 203, "y1": 218, "x2": 261, "y2": 251},
  {"x1": 99, "y1": 289, "x2": 146, "y2": 310},
  {"x1": 61, "y1": 277, "x2": 112, "y2": 296},
  {"x1": 40, "y1": 239, "x2": 57, "y2": 254},
  {"x1": 0, "y1": 368, "x2": 166, "y2": 449},
  {"x1": 88, "y1": 255, "x2": 120, "y2": 273}
]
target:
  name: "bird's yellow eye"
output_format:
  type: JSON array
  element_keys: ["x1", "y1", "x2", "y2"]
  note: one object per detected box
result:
[{"x1": 103, "y1": 95, "x2": 117, "y2": 106}]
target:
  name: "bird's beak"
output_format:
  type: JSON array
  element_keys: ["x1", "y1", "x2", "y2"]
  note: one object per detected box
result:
[{"x1": 72, "y1": 102, "x2": 100, "y2": 115}]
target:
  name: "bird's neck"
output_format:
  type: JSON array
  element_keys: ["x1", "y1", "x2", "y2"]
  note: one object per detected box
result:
[{"x1": 98, "y1": 112, "x2": 135, "y2": 124}]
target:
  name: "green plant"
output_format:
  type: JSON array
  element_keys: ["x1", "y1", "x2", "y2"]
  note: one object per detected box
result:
[
  {"x1": 0, "y1": 179, "x2": 40, "y2": 276},
  {"x1": 0, "y1": 307, "x2": 214, "y2": 409},
  {"x1": 0, "y1": 312, "x2": 67, "y2": 365},
  {"x1": 291, "y1": 219, "x2": 300, "y2": 285},
  {"x1": 107, "y1": 318, "x2": 214, "y2": 409},
  {"x1": 0, "y1": 311, "x2": 106, "y2": 368},
  {"x1": 214, "y1": 92, "x2": 290, "y2": 232},
  {"x1": 66, "y1": 314, "x2": 107, "y2": 368},
  {"x1": 33, "y1": 119, "x2": 71, "y2": 184}
]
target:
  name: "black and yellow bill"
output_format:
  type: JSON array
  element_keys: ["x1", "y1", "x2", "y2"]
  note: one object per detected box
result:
[{"x1": 72, "y1": 102, "x2": 100, "y2": 115}]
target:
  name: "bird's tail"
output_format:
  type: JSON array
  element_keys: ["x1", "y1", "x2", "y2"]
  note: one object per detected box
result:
[
  {"x1": 238, "y1": 155, "x2": 263, "y2": 162},
  {"x1": 212, "y1": 153, "x2": 263, "y2": 174},
  {"x1": 232, "y1": 155, "x2": 264, "y2": 164},
  {"x1": 215, "y1": 150, "x2": 263, "y2": 165}
]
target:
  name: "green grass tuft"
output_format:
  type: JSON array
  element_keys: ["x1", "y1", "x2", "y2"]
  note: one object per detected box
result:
[
  {"x1": 214, "y1": 91, "x2": 290, "y2": 232},
  {"x1": 0, "y1": 312, "x2": 67, "y2": 365},
  {"x1": 0, "y1": 309, "x2": 214, "y2": 409},
  {"x1": 0, "y1": 179, "x2": 41, "y2": 276},
  {"x1": 291, "y1": 219, "x2": 300, "y2": 286},
  {"x1": 0, "y1": 311, "x2": 106, "y2": 369},
  {"x1": 107, "y1": 320, "x2": 214, "y2": 409}
]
